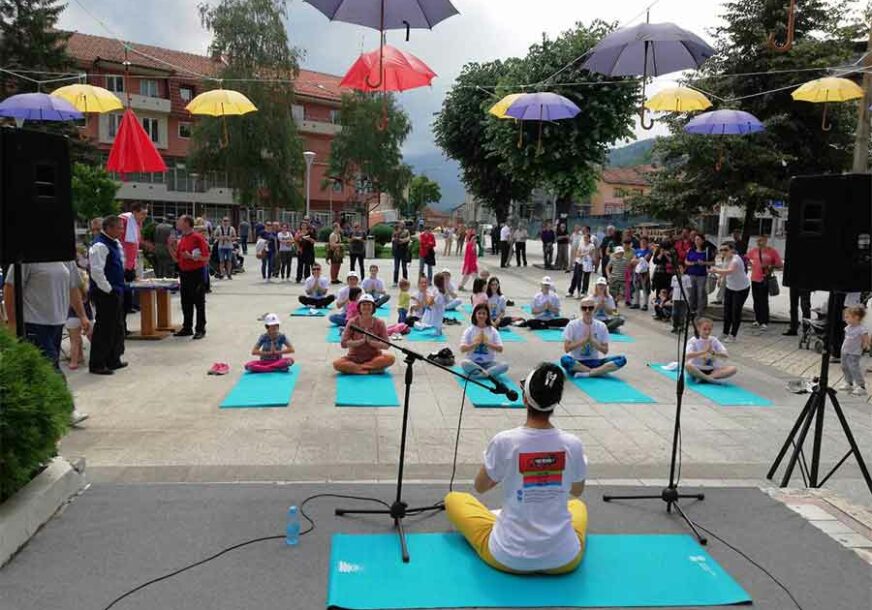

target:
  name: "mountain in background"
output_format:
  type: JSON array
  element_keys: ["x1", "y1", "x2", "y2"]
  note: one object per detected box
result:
[
  {"x1": 404, "y1": 151, "x2": 464, "y2": 212},
  {"x1": 607, "y1": 138, "x2": 656, "y2": 167}
]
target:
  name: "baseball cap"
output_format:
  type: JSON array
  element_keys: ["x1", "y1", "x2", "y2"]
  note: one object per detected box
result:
[
  {"x1": 358, "y1": 294, "x2": 375, "y2": 304},
  {"x1": 263, "y1": 313, "x2": 281, "y2": 326},
  {"x1": 613, "y1": 246, "x2": 624, "y2": 254},
  {"x1": 541, "y1": 276, "x2": 555, "y2": 286},
  {"x1": 441, "y1": 268, "x2": 451, "y2": 274},
  {"x1": 347, "y1": 271, "x2": 359, "y2": 279},
  {"x1": 596, "y1": 277, "x2": 608, "y2": 286}
]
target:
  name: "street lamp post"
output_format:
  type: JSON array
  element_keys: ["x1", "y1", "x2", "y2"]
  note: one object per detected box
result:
[{"x1": 303, "y1": 151, "x2": 316, "y2": 218}]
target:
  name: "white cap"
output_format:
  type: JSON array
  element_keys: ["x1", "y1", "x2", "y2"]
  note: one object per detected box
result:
[
  {"x1": 613, "y1": 246, "x2": 624, "y2": 254},
  {"x1": 263, "y1": 313, "x2": 281, "y2": 326},
  {"x1": 358, "y1": 294, "x2": 375, "y2": 304},
  {"x1": 596, "y1": 276, "x2": 608, "y2": 286},
  {"x1": 347, "y1": 271, "x2": 359, "y2": 279},
  {"x1": 441, "y1": 268, "x2": 451, "y2": 274},
  {"x1": 541, "y1": 276, "x2": 555, "y2": 286}
]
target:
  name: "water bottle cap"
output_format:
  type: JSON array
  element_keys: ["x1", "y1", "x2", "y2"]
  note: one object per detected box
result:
[{"x1": 289, "y1": 505, "x2": 298, "y2": 513}]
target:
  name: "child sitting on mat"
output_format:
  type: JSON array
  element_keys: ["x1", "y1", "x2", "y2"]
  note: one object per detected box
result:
[
  {"x1": 245, "y1": 313, "x2": 294, "y2": 373},
  {"x1": 405, "y1": 275, "x2": 433, "y2": 327},
  {"x1": 329, "y1": 287, "x2": 362, "y2": 328},
  {"x1": 396, "y1": 278, "x2": 411, "y2": 324},
  {"x1": 470, "y1": 277, "x2": 488, "y2": 308},
  {"x1": 684, "y1": 317, "x2": 736, "y2": 384},
  {"x1": 414, "y1": 272, "x2": 448, "y2": 336},
  {"x1": 441, "y1": 269, "x2": 463, "y2": 311},
  {"x1": 361, "y1": 264, "x2": 390, "y2": 308}
]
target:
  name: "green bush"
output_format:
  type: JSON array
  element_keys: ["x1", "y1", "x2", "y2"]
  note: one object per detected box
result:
[
  {"x1": 0, "y1": 327, "x2": 73, "y2": 502},
  {"x1": 317, "y1": 227, "x2": 332, "y2": 243},
  {"x1": 371, "y1": 223, "x2": 394, "y2": 246},
  {"x1": 410, "y1": 236, "x2": 420, "y2": 258}
]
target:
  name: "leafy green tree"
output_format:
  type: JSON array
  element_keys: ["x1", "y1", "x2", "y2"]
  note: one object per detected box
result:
[
  {"x1": 638, "y1": 0, "x2": 865, "y2": 241},
  {"x1": 0, "y1": 0, "x2": 71, "y2": 93},
  {"x1": 407, "y1": 174, "x2": 441, "y2": 215},
  {"x1": 189, "y1": 0, "x2": 305, "y2": 208},
  {"x1": 383, "y1": 162, "x2": 413, "y2": 216},
  {"x1": 71, "y1": 162, "x2": 119, "y2": 221}
]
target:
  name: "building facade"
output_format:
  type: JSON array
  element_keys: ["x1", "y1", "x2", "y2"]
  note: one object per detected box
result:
[
  {"x1": 588, "y1": 165, "x2": 653, "y2": 216},
  {"x1": 66, "y1": 31, "x2": 356, "y2": 226}
]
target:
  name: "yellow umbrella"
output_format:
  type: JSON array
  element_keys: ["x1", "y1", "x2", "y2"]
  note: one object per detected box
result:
[
  {"x1": 185, "y1": 89, "x2": 257, "y2": 116},
  {"x1": 488, "y1": 93, "x2": 523, "y2": 119},
  {"x1": 51, "y1": 84, "x2": 123, "y2": 113},
  {"x1": 644, "y1": 86, "x2": 712, "y2": 112},
  {"x1": 791, "y1": 77, "x2": 863, "y2": 131}
]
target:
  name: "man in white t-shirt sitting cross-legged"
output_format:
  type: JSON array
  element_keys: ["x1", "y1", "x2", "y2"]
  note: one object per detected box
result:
[
  {"x1": 560, "y1": 296, "x2": 628, "y2": 377},
  {"x1": 444, "y1": 363, "x2": 588, "y2": 574}
]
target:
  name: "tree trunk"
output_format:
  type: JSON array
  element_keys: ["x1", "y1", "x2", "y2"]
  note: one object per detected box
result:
[
  {"x1": 741, "y1": 203, "x2": 757, "y2": 246},
  {"x1": 852, "y1": 25, "x2": 872, "y2": 173}
]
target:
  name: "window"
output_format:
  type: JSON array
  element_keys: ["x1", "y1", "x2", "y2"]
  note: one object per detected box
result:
[
  {"x1": 178, "y1": 121, "x2": 193, "y2": 139},
  {"x1": 179, "y1": 85, "x2": 194, "y2": 102},
  {"x1": 140, "y1": 79, "x2": 159, "y2": 97},
  {"x1": 142, "y1": 117, "x2": 159, "y2": 143},
  {"x1": 332, "y1": 180, "x2": 343, "y2": 193},
  {"x1": 105, "y1": 75, "x2": 124, "y2": 93},
  {"x1": 291, "y1": 104, "x2": 305, "y2": 123},
  {"x1": 329, "y1": 109, "x2": 341, "y2": 124},
  {"x1": 107, "y1": 113, "x2": 123, "y2": 139}
]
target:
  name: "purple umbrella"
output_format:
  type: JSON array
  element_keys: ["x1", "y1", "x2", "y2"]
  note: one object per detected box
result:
[
  {"x1": 504, "y1": 92, "x2": 581, "y2": 121},
  {"x1": 0, "y1": 92, "x2": 83, "y2": 122},
  {"x1": 684, "y1": 110, "x2": 765, "y2": 135}
]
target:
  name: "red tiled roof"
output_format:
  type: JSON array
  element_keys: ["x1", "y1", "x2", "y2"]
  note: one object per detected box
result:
[
  {"x1": 600, "y1": 165, "x2": 654, "y2": 187},
  {"x1": 65, "y1": 31, "x2": 345, "y2": 102}
]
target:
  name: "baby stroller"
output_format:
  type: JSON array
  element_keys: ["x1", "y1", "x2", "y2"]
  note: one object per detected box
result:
[
  {"x1": 209, "y1": 242, "x2": 246, "y2": 277},
  {"x1": 799, "y1": 291, "x2": 870, "y2": 353}
]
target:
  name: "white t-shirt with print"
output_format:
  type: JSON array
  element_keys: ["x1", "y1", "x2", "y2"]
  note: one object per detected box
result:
[
  {"x1": 461, "y1": 325, "x2": 503, "y2": 364},
  {"x1": 336, "y1": 284, "x2": 358, "y2": 305},
  {"x1": 304, "y1": 276, "x2": 329, "y2": 296},
  {"x1": 670, "y1": 274, "x2": 692, "y2": 301},
  {"x1": 485, "y1": 426, "x2": 587, "y2": 572},
  {"x1": 576, "y1": 242, "x2": 596, "y2": 272},
  {"x1": 488, "y1": 294, "x2": 507, "y2": 321},
  {"x1": 531, "y1": 291, "x2": 561, "y2": 320},
  {"x1": 563, "y1": 318, "x2": 610, "y2": 360},
  {"x1": 686, "y1": 336, "x2": 727, "y2": 370},
  {"x1": 361, "y1": 277, "x2": 385, "y2": 295}
]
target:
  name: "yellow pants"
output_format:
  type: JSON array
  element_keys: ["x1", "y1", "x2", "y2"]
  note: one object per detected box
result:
[{"x1": 444, "y1": 491, "x2": 587, "y2": 574}]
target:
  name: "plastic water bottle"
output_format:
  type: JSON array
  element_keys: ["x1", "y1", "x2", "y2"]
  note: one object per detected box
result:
[{"x1": 285, "y1": 505, "x2": 300, "y2": 546}]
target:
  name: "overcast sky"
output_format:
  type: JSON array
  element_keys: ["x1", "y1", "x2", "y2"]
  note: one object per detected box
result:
[{"x1": 59, "y1": 0, "x2": 727, "y2": 206}]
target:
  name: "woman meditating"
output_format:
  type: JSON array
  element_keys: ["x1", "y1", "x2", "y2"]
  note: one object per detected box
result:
[
  {"x1": 591, "y1": 277, "x2": 625, "y2": 332},
  {"x1": 444, "y1": 362, "x2": 588, "y2": 574},
  {"x1": 333, "y1": 294, "x2": 396, "y2": 375},
  {"x1": 526, "y1": 276, "x2": 569, "y2": 330},
  {"x1": 460, "y1": 303, "x2": 509, "y2": 379},
  {"x1": 245, "y1": 313, "x2": 294, "y2": 373}
]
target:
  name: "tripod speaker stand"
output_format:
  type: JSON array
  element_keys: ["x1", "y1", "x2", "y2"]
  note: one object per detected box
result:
[{"x1": 334, "y1": 324, "x2": 517, "y2": 562}]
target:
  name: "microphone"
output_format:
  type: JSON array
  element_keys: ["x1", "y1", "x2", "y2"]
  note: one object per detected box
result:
[{"x1": 490, "y1": 379, "x2": 519, "y2": 402}]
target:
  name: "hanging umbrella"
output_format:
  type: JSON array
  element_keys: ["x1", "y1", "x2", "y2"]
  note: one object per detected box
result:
[
  {"x1": 503, "y1": 92, "x2": 581, "y2": 152},
  {"x1": 0, "y1": 92, "x2": 82, "y2": 122},
  {"x1": 341, "y1": 44, "x2": 436, "y2": 92},
  {"x1": 185, "y1": 89, "x2": 257, "y2": 116},
  {"x1": 488, "y1": 93, "x2": 523, "y2": 119},
  {"x1": 644, "y1": 86, "x2": 712, "y2": 112},
  {"x1": 51, "y1": 84, "x2": 123, "y2": 113},
  {"x1": 684, "y1": 109, "x2": 764, "y2": 135},
  {"x1": 791, "y1": 77, "x2": 864, "y2": 131},
  {"x1": 583, "y1": 20, "x2": 716, "y2": 129},
  {"x1": 106, "y1": 108, "x2": 167, "y2": 178}
]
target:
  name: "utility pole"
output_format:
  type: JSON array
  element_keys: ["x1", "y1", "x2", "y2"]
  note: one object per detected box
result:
[{"x1": 852, "y1": 25, "x2": 872, "y2": 173}]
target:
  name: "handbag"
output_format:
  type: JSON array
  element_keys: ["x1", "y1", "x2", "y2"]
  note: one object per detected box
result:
[{"x1": 758, "y1": 249, "x2": 780, "y2": 296}]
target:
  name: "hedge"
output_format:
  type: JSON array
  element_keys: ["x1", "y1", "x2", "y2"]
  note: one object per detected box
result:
[
  {"x1": 370, "y1": 223, "x2": 394, "y2": 246},
  {"x1": 0, "y1": 327, "x2": 73, "y2": 502}
]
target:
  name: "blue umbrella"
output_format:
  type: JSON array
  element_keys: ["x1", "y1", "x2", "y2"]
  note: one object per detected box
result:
[
  {"x1": 0, "y1": 92, "x2": 83, "y2": 122},
  {"x1": 504, "y1": 92, "x2": 581, "y2": 121},
  {"x1": 684, "y1": 110, "x2": 765, "y2": 135}
]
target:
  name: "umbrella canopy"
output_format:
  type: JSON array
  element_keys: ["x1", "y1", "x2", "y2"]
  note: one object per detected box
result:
[
  {"x1": 791, "y1": 77, "x2": 864, "y2": 103},
  {"x1": 582, "y1": 22, "x2": 715, "y2": 77},
  {"x1": 341, "y1": 44, "x2": 436, "y2": 92},
  {"x1": 51, "y1": 84, "x2": 123, "y2": 113},
  {"x1": 488, "y1": 93, "x2": 524, "y2": 119},
  {"x1": 503, "y1": 92, "x2": 581, "y2": 121},
  {"x1": 303, "y1": 0, "x2": 458, "y2": 31},
  {"x1": 0, "y1": 92, "x2": 82, "y2": 121},
  {"x1": 185, "y1": 89, "x2": 257, "y2": 116},
  {"x1": 106, "y1": 109, "x2": 167, "y2": 177},
  {"x1": 644, "y1": 86, "x2": 712, "y2": 112},
  {"x1": 684, "y1": 109, "x2": 764, "y2": 135}
]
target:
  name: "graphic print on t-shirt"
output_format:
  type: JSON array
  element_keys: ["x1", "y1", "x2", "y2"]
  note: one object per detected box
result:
[{"x1": 518, "y1": 451, "x2": 566, "y2": 503}]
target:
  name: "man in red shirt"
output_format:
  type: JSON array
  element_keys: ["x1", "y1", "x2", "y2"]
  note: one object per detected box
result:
[
  {"x1": 169, "y1": 215, "x2": 210, "y2": 339},
  {"x1": 418, "y1": 226, "x2": 436, "y2": 282}
]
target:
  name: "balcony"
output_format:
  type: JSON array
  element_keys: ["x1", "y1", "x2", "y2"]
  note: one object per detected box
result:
[
  {"x1": 121, "y1": 93, "x2": 172, "y2": 114},
  {"x1": 297, "y1": 119, "x2": 341, "y2": 136},
  {"x1": 112, "y1": 169, "x2": 234, "y2": 205}
]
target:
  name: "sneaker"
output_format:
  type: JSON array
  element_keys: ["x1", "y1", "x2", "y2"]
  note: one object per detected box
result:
[
  {"x1": 836, "y1": 382, "x2": 853, "y2": 391},
  {"x1": 723, "y1": 335, "x2": 736, "y2": 343},
  {"x1": 630, "y1": 304, "x2": 640, "y2": 310},
  {"x1": 760, "y1": 324, "x2": 768, "y2": 331},
  {"x1": 851, "y1": 386, "x2": 867, "y2": 397},
  {"x1": 71, "y1": 410, "x2": 89, "y2": 426},
  {"x1": 565, "y1": 292, "x2": 574, "y2": 298},
  {"x1": 641, "y1": 305, "x2": 648, "y2": 311},
  {"x1": 751, "y1": 321, "x2": 760, "y2": 328}
]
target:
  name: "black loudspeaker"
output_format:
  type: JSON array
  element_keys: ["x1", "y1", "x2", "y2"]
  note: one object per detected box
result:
[
  {"x1": 783, "y1": 173, "x2": 871, "y2": 292},
  {"x1": 0, "y1": 128, "x2": 75, "y2": 265}
]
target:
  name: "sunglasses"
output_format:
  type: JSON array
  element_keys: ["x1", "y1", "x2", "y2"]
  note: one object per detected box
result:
[{"x1": 581, "y1": 306, "x2": 595, "y2": 311}]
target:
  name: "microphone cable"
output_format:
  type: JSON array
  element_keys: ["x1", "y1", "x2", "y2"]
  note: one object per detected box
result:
[{"x1": 448, "y1": 375, "x2": 472, "y2": 492}]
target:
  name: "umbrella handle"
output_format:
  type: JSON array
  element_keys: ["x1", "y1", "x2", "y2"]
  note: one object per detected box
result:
[
  {"x1": 404, "y1": 20, "x2": 410, "y2": 42},
  {"x1": 365, "y1": 0, "x2": 386, "y2": 89},
  {"x1": 640, "y1": 107, "x2": 654, "y2": 130},
  {"x1": 220, "y1": 115, "x2": 230, "y2": 148},
  {"x1": 537, "y1": 120, "x2": 543, "y2": 154},
  {"x1": 821, "y1": 103, "x2": 832, "y2": 131},
  {"x1": 767, "y1": 0, "x2": 796, "y2": 53},
  {"x1": 638, "y1": 54, "x2": 654, "y2": 131},
  {"x1": 517, "y1": 120, "x2": 523, "y2": 148}
]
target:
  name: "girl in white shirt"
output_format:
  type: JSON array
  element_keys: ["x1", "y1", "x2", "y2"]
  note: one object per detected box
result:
[
  {"x1": 415, "y1": 272, "x2": 448, "y2": 336},
  {"x1": 685, "y1": 317, "x2": 737, "y2": 383},
  {"x1": 460, "y1": 303, "x2": 509, "y2": 378},
  {"x1": 405, "y1": 275, "x2": 433, "y2": 326}
]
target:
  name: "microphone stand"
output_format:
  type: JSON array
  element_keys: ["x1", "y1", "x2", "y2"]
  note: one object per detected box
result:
[{"x1": 334, "y1": 324, "x2": 517, "y2": 563}]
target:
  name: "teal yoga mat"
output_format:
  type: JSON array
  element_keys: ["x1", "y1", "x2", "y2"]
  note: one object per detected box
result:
[
  {"x1": 563, "y1": 365, "x2": 654, "y2": 404},
  {"x1": 329, "y1": 326, "x2": 446, "y2": 343},
  {"x1": 451, "y1": 366, "x2": 523, "y2": 408},
  {"x1": 219, "y1": 366, "x2": 299, "y2": 408},
  {"x1": 335, "y1": 372, "x2": 399, "y2": 407},
  {"x1": 326, "y1": 532, "x2": 751, "y2": 609},
  {"x1": 496, "y1": 327, "x2": 525, "y2": 342},
  {"x1": 443, "y1": 308, "x2": 466, "y2": 321},
  {"x1": 290, "y1": 306, "x2": 327, "y2": 317},
  {"x1": 649, "y1": 363, "x2": 772, "y2": 407},
  {"x1": 531, "y1": 327, "x2": 635, "y2": 343}
]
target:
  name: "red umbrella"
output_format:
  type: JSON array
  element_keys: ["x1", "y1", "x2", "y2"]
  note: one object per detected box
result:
[
  {"x1": 340, "y1": 44, "x2": 436, "y2": 92},
  {"x1": 106, "y1": 109, "x2": 167, "y2": 177}
]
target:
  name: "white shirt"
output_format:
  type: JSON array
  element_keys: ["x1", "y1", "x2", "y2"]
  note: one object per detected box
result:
[
  {"x1": 277, "y1": 230, "x2": 294, "y2": 252},
  {"x1": 842, "y1": 324, "x2": 869, "y2": 356},
  {"x1": 500, "y1": 225, "x2": 512, "y2": 241},
  {"x1": 488, "y1": 293, "x2": 507, "y2": 321},
  {"x1": 361, "y1": 277, "x2": 385, "y2": 295},
  {"x1": 563, "y1": 318, "x2": 610, "y2": 360},
  {"x1": 670, "y1": 274, "x2": 692, "y2": 302},
  {"x1": 686, "y1": 336, "x2": 728, "y2": 370},
  {"x1": 445, "y1": 280, "x2": 458, "y2": 298},
  {"x1": 410, "y1": 288, "x2": 433, "y2": 316},
  {"x1": 513, "y1": 228, "x2": 528, "y2": 242},
  {"x1": 723, "y1": 254, "x2": 751, "y2": 291},
  {"x1": 576, "y1": 242, "x2": 596, "y2": 271},
  {"x1": 592, "y1": 294, "x2": 616, "y2": 320},
  {"x1": 422, "y1": 291, "x2": 447, "y2": 326},
  {"x1": 462, "y1": 325, "x2": 503, "y2": 364},
  {"x1": 485, "y1": 426, "x2": 587, "y2": 572},
  {"x1": 531, "y1": 291, "x2": 561, "y2": 320},
  {"x1": 89, "y1": 238, "x2": 125, "y2": 294},
  {"x1": 304, "y1": 275, "x2": 330, "y2": 296},
  {"x1": 336, "y1": 284, "x2": 358, "y2": 306}
]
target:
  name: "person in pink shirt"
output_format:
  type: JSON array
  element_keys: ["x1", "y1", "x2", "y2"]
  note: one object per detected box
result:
[
  {"x1": 119, "y1": 203, "x2": 148, "y2": 314},
  {"x1": 746, "y1": 235, "x2": 783, "y2": 331}
]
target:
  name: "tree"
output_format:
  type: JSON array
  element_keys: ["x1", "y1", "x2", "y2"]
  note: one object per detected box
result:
[
  {"x1": 71, "y1": 162, "x2": 120, "y2": 221},
  {"x1": 0, "y1": 0, "x2": 71, "y2": 94},
  {"x1": 383, "y1": 162, "x2": 413, "y2": 215},
  {"x1": 189, "y1": 0, "x2": 305, "y2": 208},
  {"x1": 638, "y1": 0, "x2": 865, "y2": 241},
  {"x1": 407, "y1": 175, "x2": 441, "y2": 216}
]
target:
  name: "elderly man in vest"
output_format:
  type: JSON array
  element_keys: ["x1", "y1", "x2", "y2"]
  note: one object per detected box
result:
[{"x1": 88, "y1": 216, "x2": 128, "y2": 375}]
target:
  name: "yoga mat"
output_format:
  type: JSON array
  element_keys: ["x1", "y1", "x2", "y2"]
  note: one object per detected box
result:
[
  {"x1": 496, "y1": 327, "x2": 525, "y2": 342},
  {"x1": 406, "y1": 327, "x2": 447, "y2": 342},
  {"x1": 327, "y1": 326, "x2": 343, "y2": 343},
  {"x1": 326, "y1": 532, "x2": 751, "y2": 609},
  {"x1": 335, "y1": 372, "x2": 399, "y2": 407},
  {"x1": 451, "y1": 366, "x2": 523, "y2": 408},
  {"x1": 375, "y1": 306, "x2": 391, "y2": 319},
  {"x1": 219, "y1": 366, "x2": 299, "y2": 408},
  {"x1": 649, "y1": 363, "x2": 772, "y2": 407},
  {"x1": 562, "y1": 363, "x2": 654, "y2": 404},
  {"x1": 443, "y1": 309, "x2": 466, "y2": 321},
  {"x1": 290, "y1": 306, "x2": 327, "y2": 317}
]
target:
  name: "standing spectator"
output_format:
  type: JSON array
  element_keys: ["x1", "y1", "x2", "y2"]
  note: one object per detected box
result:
[
  {"x1": 260, "y1": 221, "x2": 277, "y2": 282},
  {"x1": 747, "y1": 235, "x2": 783, "y2": 331},
  {"x1": 327, "y1": 222, "x2": 345, "y2": 284},
  {"x1": 651, "y1": 240, "x2": 675, "y2": 296},
  {"x1": 784, "y1": 287, "x2": 812, "y2": 336},
  {"x1": 711, "y1": 242, "x2": 750, "y2": 342},
  {"x1": 295, "y1": 220, "x2": 316, "y2": 284},
  {"x1": 731, "y1": 229, "x2": 747, "y2": 257},
  {"x1": 419, "y1": 225, "x2": 437, "y2": 282},
  {"x1": 88, "y1": 215, "x2": 128, "y2": 373},
  {"x1": 213, "y1": 216, "x2": 237, "y2": 280},
  {"x1": 541, "y1": 221, "x2": 556, "y2": 269},
  {"x1": 458, "y1": 228, "x2": 479, "y2": 291},
  {"x1": 673, "y1": 228, "x2": 692, "y2": 265},
  {"x1": 391, "y1": 221, "x2": 410, "y2": 285},
  {"x1": 170, "y1": 215, "x2": 210, "y2": 340},
  {"x1": 568, "y1": 232, "x2": 596, "y2": 298},
  {"x1": 630, "y1": 237, "x2": 653, "y2": 310},
  {"x1": 152, "y1": 215, "x2": 176, "y2": 278},
  {"x1": 569, "y1": 225, "x2": 583, "y2": 272},
  {"x1": 490, "y1": 223, "x2": 499, "y2": 255},
  {"x1": 513, "y1": 224, "x2": 528, "y2": 267},
  {"x1": 443, "y1": 225, "x2": 454, "y2": 257},
  {"x1": 277, "y1": 222, "x2": 296, "y2": 281},
  {"x1": 254, "y1": 220, "x2": 265, "y2": 240},
  {"x1": 599, "y1": 225, "x2": 618, "y2": 280},
  {"x1": 555, "y1": 221, "x2": 570, "y2": 271},
  {"x1": 119, "y1": 202, "x2": 148, "y2": 315},
  {"x1": 89, "y1": 217, "x2": 103, "y2": 243},
  {"x1": 348, "y1": 221, "x2": 366, "y2": 276},
  {"x1": 499, "y1": 223, "x2": 512, "y2": 268},
  {"x1": 685, "y1": 234, "x2": 714, "y2": 314},
  {"x1": 624, "y1": 227, "x2": 640, "y2": 249},
  {"x1": 455, "y1": 223, "x2": 466, "y2": 256},
  {"x1": 238, "y1": 218, "x2": 250, "y2": 255}
]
